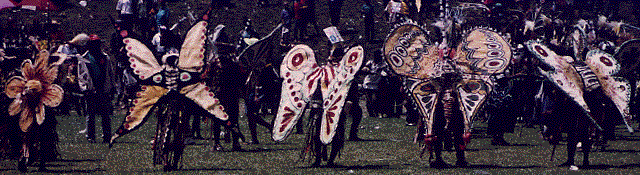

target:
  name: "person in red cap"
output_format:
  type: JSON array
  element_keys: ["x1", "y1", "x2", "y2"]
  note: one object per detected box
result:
[{"x1": 81, "y1": 34, "x2": 115, "y2": 143}]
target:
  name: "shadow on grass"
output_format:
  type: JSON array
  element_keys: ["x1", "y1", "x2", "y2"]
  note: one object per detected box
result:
[
  {"x1": 347, "y1": 139, "x2": 386, "y2": 142},
  {"x1": 466, "y1": 147, "x2": 498, "y2": 152},
  {"x1": 221, "y1": 148, "x2": 299, "y2": 153},
  {"x1": 504, "y1": 143, "x2": 539, "y2": 147},
  {"x1": 173, "y1": 167, "x2": 244, "y2": 171},
  {"x1": 598, "y1": 149, "x2": 640, "y2": 153},
  {"x1": 55, "y1": 158, "x2": 104, "y2": 162},
  {"x1": 257, "y1": 142, "x2": 296, "y2": 146},
  {"x1": 465, "y1": 165, "x2": 542, "y2": 169},
  {"x1": 296, "y1": 164, "x2": 395, "y2": 170},
  {"x1": 580, "y1": 163, "x2": 640, "y2": 169},
  {"x1": 616, "y1": 136, "x2": 640, "y2": 141},
  {"x1": 109, "y1": 141, "x2": 142, "y2": 145},
  {"x1": 40, "y1": 169, "x2": 106, "y2": 173}
]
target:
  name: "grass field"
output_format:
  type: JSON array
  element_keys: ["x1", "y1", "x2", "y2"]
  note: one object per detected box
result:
[
  {"x1": 1, "y1": 108, "x2": 640, "y2": 174},
  {"x1": 2, "y1": 0, "x2": 640, "y2": 174}
]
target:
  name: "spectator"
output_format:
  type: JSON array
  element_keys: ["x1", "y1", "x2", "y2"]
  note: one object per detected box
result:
[
  {"x1": 280, "y1": 0, "x2": 293, "y2": 45},
  {"x1": 116, "y1": 0, "x2": 135, "y2": 31},
  {"x1": 293, "y1": 0, "x2": 307, "y2": 41},
  {"x1": 304, "y1": 0, "x2": 321, "y2": 36},
  {"x1": 81, "y1": 34, "x2": 115, "y2": 144},
  {"x1": 361, "y1": 0, "x2": 375, "y2": 42},
  {"x1": 328, "y1": 0, "x2": 344, "y2": 26},
  {"x1": 155, "y1": 2, "x2": 169, "y2": 29}
]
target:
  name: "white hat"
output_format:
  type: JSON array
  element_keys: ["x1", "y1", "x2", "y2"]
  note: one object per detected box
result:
[{"x1": 69, "y1": 33, "x2": 90, "y2": 46}]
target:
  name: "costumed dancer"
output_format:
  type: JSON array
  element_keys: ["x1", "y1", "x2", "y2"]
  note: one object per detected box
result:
[
  {"x1": 5, "y1": 50, "x2": 64, "y2": 172},
  {"x1": 204, "y1": 24, "x2": 246, "y2": 151},
  {"x1": 235, "y1": 23, "x2": 287, "y2": 146},
  {"x1": 109, "y1": 21, "x2": 230, "y2": 171},
  {"x1": 383, "y1": 22, "x2": 512, "y2": 168},
  {"x1": 526, "y1": 41, "x2": 632, "y2": 168},
  {"x1": 272, "y1": 43, "x2": 364, "y2": 167}
]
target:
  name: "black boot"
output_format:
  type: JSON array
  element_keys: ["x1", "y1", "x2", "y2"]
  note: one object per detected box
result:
[
  {"x1": 455, "y1": 150, "x2": 469, "y2": 167},
  {"x1": 491, "y1": 135, "x2": 510, "y2": 146},
  {"x1": 18, "y1": 157, "x2": 27, "y2": 173},
  {"x1": 430, "y1": 158, "x2": 451, "y2": 169},
  {"x1": 38, "y1": 160, "x2": 47, "y2": 172}
]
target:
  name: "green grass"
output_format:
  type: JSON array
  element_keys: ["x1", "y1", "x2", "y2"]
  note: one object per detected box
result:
[{"x1": 2, "y1": 109, "x2": 640, "y2": 174}]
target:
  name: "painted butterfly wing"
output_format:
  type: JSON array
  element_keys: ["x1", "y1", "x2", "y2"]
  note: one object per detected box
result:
[
  {"x1": 273, "y1": 45, "x2": 319, "y2": 142},
  {"x1": 454, "y1": 28, "x2": 511, "y2": 75},
  {"x1": 384, "y1": 24, "x2": 440, "y2": 79},
  {"x1": 613, "y1": 39, "x2": 640, "y2": 78},
  {"x1": 178, "y1": 21, "x2": 208, "y2": 72},
  {"x1": 526, "y1": 40, "x2": 592, "y2": 115},
  {"x1": 111, "y1": 85, "x2": 169, "y2": 144},
  {"x1": 179, "y1": 83, "x2": 229, "y2": 121},
  {"x1": 123, "y1": 38, "x2": 162, "y2": 80},
  {"x1": 319, "y1": 46, "x2": 365, "y2": 144},
  {"x1": 236, "y1": 23, "x2": 283, "y2": 69},
  {"x1": 456, "y1": 75, "x2": 492, "y2": 132},
  {"x1": 586, "y1": 50, "x2": 633, "y2": 132},
  {"x1": 408, "y1": 78, "x2": 440, "y2": 136}
]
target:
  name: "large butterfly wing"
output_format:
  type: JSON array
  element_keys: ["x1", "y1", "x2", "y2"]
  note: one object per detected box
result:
[
  {"x1": 178, "y1": 21, "x2": 208, "y2": 72},
  {"x1": 236, "y1": 23, "x2": 283, "y2": 69},
  {"x1": 454, "y1": 28, "x2": 511, "y2": 75},
  {"x1": 110, "y1": 85, "x2": 168, "y2": 144},
  {"x1": 123, "y1": 38, "x2": 162, "y2": 80},
  {"x1": 319, "y1": 46, "x2": 365, "y2": 144},
  {"x1": 273, "y1": 45, "x2": 319, "y2": 142},
  {"x1": 613, "y1": 39, "x2": 640, "y2": 78},
  {"x1": 179, "y1": 82, "x2": 229, "y2": 121},
  {"x1": 586, "y1": 50, "x2": 633, "y2": 132},
  {"x1": 384, "y1": 23, "x2": 440, "y2": 79},
  {"x1": 525, "y1": 41, "x2": 592, "y2": 115},
  {"x1": 456, "y1": 75, "x2": 492, "y2": 132},
  {"x1": 408, "y1": 78, "x2": 440, "y2": 136}
]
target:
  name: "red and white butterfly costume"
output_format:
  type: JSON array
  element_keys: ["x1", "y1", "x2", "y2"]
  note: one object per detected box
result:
[
  {"x1": 110, "y1": 21, "x2": 229, "y2": 143},
  {"x1": 384, "y1": 24, "x2": 512, "y2": 150},
  {"x1": 272, "y1": 44, "x2": 364, "y2": 144}
]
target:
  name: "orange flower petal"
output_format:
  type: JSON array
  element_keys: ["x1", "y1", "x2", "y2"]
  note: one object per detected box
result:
[
  {"x1": 8, "y1": 98, "x2": 22, "y2": 116},
  {"x1": 35, "y1": 104, "x2": 45, "y2": 125},
  {"x1": 43, "y1": 65, "x2": 59, "y2": 84},
  {"x1": 19, "y1": 108, "x2": 34, "y2": 132},
  {"x1": 42, "y1": 84, "x2": 64, "y2": 107},
  {"x1": 21, "y1": 59, "x2": 35, "y2": 80},
  {"x1": 5, "y1": 76, "x2": 26, "y2": 98}
]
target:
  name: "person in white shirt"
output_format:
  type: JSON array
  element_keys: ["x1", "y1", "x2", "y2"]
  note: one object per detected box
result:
[{"x1": 116, "y1": 0, "x2": 135, "y2": 31}]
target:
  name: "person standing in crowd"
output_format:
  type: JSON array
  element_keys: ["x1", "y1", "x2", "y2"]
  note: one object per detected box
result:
[
  {"x1": 304, "y1": 0, "x2": 321, "y2": 37},
  {"x1": 280, "y1": 0, "x2": 293, "y2": 46},
  {"x1": 212, "y1": 0, "x2": 234, "y2": 10},
  {"x1": 155, "y1": 2, "x2": 169, "y2": 29},
  {"x1": 60, "y1": 34, "x2": 90, "y2": 134},
  {"x1": 293, "y1": 0, "x2": 307, "y2": 42},
  {"x1": 360, "y1": 0, "x2": 375, "y2": 42},
  {"x1": 328, "y1": 0, "x2": 344, "y2": 26},
  {"x1": 80, "y1": 35, "x2": 114, "y2": 143},
  {"x1": 362, "y1": 52, "x2": 383, "y2": 118},
  {"x1": 116, "y1": 0, "x2": 135, "y2": 31}
]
